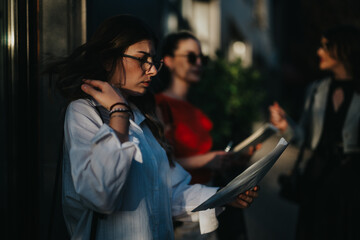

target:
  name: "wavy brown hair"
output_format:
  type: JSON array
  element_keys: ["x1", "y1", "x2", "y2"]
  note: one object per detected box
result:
[{"x1": 49, "y1": 14, "x2": 173, "y2": 166}]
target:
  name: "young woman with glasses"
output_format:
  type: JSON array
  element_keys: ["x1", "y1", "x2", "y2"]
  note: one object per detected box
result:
[
  {"x1": 269, "y1": 25, "x2": 360, "y2": 239},
  {"x1": 155, "y1": 31, "x2": 255, "y2": 240},
  {"x1": 51, "y1": 15, "x2": 258, "y2": 239}
]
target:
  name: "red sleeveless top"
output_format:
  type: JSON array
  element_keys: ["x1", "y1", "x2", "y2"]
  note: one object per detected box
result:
[{"x1": 156, "y1": 93, "x2": 213, "y2": 183}]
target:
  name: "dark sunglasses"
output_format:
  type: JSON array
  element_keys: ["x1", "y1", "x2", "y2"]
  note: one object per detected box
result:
[
  {"x1": 175, "y1": 52, "x2": 208, "y2": 65},
  {"x1": 122, "y1": 54, "x2": 163, "y2": 72}
]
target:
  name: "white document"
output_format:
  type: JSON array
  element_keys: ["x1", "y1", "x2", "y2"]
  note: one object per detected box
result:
[
  {"x1": 192, "y1": 138, "x2": 288, "y2": 212},
  {"x1": 232, "y1": 123, "x2": 278, "y2": 153}
]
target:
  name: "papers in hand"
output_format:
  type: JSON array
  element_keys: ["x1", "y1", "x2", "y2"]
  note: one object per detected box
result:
[
  {"x1": 192, "y1": 138, "x2": 288, "y2": 212},
  {"x1": 232, "y1": 123, "x2": 278, "y2": 153}
]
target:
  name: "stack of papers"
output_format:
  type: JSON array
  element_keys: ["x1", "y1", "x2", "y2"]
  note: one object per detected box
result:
[{"x1": 192, "y1": 138, "x2": 288, "y2": 212}]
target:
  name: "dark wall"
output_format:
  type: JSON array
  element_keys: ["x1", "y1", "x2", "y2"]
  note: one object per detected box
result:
[
  {"x1": 0, "y1": 0, "x2": 40, "y2": 239},
  {"x1": 86, "y1": 0, "x2": 166, "y2": 40}
]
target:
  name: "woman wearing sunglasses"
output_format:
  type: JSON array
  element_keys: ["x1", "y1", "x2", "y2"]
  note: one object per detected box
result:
[
  {"x1": 269, "y1": 25, "x2": 360, "y2": 239},
  {"x1": 155, "y1": 31, "x2": 253, "y2": 240},
  {"x1": 51, "y1": 15, "x2": 258, "y2": 240},
  {"x1": 156, "y1": 32, "x2": 221, "y2": 184}
]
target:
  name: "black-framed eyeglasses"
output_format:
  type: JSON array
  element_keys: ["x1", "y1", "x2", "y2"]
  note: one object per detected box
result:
[
  {"x1": 175, "y1": 52, "x2": 208, "y2": 65},
  {"x1": 122, "y1": 54, "x2": 163, "y2": 72}
]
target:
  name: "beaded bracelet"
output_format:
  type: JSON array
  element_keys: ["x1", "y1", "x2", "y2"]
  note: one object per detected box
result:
[
  {"x1": 109, "y1": 102, "x2": 134, "y2": 117},
  {"x1": 109, "y1": 108, "x2": 133, "y2": 118},
  {"x1": 110, "y1": 102, "x2": 130, "y2": 111}
]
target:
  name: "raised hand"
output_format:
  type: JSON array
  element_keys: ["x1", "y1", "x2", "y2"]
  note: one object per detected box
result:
[
  {"x1": 81, "y1": 79, "x2": 126, "y2": 110},
  {"x1": 81, "y1": 79, "x2": 130, "y2": 143},
  {"x1": 269, "y1": 101, "x2": 288, "y2": 132}
]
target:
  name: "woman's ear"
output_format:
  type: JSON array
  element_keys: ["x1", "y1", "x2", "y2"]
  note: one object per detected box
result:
[{"x1": 163, "y1": 56, "x2": 173, "y2": 69}]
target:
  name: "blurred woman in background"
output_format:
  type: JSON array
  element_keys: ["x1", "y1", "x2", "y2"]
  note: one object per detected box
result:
[
  {"x1": 155, "y1": 31, "x2": 252, "y2": 240},
  {"x1": 269, "y1": 25, "x2": 360, "y2": 240}
]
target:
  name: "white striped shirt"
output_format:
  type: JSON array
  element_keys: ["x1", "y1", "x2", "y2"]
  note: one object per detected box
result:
[{"x1": 62, "y1": 99, "x2": 220, "y2": 240}]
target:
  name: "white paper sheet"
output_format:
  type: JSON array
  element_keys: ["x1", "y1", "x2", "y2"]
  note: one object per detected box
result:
[
  {"x1": 192, "y1": 138, "x2": 288, "y2": 212},
  {"x1": 232, "y1": 123, "x2": 278, "y2": 153}
]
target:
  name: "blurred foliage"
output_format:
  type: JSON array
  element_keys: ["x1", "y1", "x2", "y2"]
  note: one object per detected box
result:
[{"x1": 188, "y1": 54, "x2": 265, "y2": 149}]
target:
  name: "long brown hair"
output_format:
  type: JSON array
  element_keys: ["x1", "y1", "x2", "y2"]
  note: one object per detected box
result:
[
  {"x1": 323, "y1": 24, "x2": 360, "y2": 92},
  {"x1": 49, "y1": 15, "x2": 173, "y2": 165}
]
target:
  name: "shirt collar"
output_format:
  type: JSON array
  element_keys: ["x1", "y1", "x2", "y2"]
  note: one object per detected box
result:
[{"x1": 130, "y1": 103, "x2": 146, "y2": 126}]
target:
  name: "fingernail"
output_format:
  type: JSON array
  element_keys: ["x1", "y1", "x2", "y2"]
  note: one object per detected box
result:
[{"x1": 82, "y1": 84, "x2": 87, "y2": 89}]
